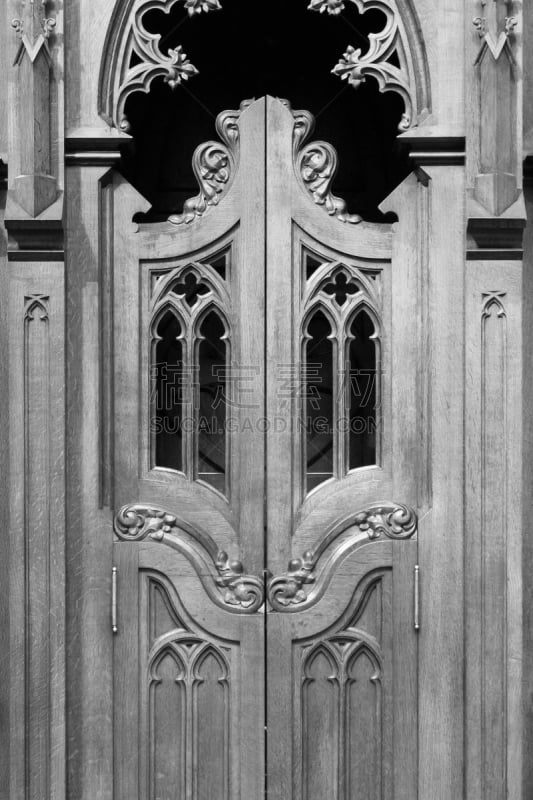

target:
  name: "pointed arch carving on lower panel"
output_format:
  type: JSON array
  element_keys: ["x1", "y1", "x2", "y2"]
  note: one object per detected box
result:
[
  {"x1": 296, "y1": 572, "x2": 391, "y2": 800},
  {"x1": 114, "y1": 503, "x2": 264, "y2": 612},
  {"x1": 142, "y1": 573, "x2": 233, "y2": 800}
]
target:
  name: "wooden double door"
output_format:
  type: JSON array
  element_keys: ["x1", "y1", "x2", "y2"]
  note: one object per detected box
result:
[{"x1": 111, "y1": 97, "x2": 419, "y2": 799}]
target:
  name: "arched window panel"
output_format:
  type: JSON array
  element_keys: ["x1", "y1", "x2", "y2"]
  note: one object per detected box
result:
[
  {"x1": 304, "y1": 309, "x2": 336, "y2": 494},
  {"x1": 151, "y1": 308, "x2": 185, "y2": 472},
  {"x1": 346, "y1": 308, "x2": 380, "y2": 471},
  {"x1": 196, "y1": 309, "x2": 229, "y2": 495}
]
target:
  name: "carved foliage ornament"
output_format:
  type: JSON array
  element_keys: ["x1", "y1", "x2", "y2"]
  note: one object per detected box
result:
[
  {"x1": 267, "y1": 502, "x2": 417, "y2": 610},
  {"x1": 112, "y1": 0, "x2": 221, "y2": 132},
  {"x1": 309, "y1": 0, "x2": 415, "y2": 130},
  {"x1": 285, "y1": 102, "x2": 362, "y2": 224},
  {"x1": 115, "y1": 502, "x2": 416, "y2": 612},
  {"x1": 168, "y1": 99, "x2": 253, "y2": 224},
  {"x1": 114, "y1": 504, "x2": 263, "y2": 612}
]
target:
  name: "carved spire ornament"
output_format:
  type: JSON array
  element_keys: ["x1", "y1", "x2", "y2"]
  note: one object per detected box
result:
[
  {"x1": 9, "y1": 0, "x2": 58, "y2": 216},
  {"x1": 473, "y1": 0, "x2": 518, "y2": 64},
  {"x1": 309, "y1": 0, "x2": 417, "y2": 130},
  {"x1": 468, "y1": 0, "x2": 522, "y2": 220}
]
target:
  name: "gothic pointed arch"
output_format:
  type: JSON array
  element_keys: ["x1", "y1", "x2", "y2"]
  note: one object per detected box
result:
[{"x1": 98, "y1": 0, "x2": 430, "y2": 134}]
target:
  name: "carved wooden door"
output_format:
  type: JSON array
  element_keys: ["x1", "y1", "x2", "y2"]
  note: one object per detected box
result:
[{"x1": 112, "y1": 96, "x2": 419, "y2": 800}]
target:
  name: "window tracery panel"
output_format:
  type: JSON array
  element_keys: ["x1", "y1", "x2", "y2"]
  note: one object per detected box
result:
[
  {"x1": 149, "y1": 259, "x2": 231, "y2": 497},
  {"x1": 302, "y1": 257, "x2": 382, "y2": 494}
]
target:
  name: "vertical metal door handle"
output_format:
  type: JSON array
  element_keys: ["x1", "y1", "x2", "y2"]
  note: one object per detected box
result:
[
  {"x1": 112, "y1": 566, "x2": 118, "y2": 634},
  {"x1": 414, "y1": 565, "x2": 420, "y2": 631}
]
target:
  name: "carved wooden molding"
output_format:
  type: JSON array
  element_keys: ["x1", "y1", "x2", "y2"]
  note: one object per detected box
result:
[
  {"x1": 99, "y1": 0, "x2": 221, "y2": 132},
  {"x1": 168, "y1": 100, "x2": 253, "y2": 224},
  {"x1": 310, "y1": 0, "x2": 428, "y2": 130},
  {"x1": 267, "y1": 502, "x2": 417, "y2": 611},
  {"x1": 114, "y1": 504, "x2": 264, "y2": 612}
]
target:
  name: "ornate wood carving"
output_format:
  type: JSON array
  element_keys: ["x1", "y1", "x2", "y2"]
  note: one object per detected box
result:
[
  {"x1": 168, "y1": 101, "x2": 252, "y2": 224},
  {"x1": 285, "y1": 102, "x2": 364, "y2": 223},
  {"x1": 309, "y1": 0, "x2": 418, "y2": 130},
  {"x1": 99, "y1": 0, "x2": 221, "y2": 132},
  {"x1": 267, "y1": 502, "x2": 417, "y2": 610},
  {"x1": 114, "y1": 504, "x2": 264, "y2": 611},
  {"x1": 10, "y1": 0, "x2": 57, "y2": 216}
]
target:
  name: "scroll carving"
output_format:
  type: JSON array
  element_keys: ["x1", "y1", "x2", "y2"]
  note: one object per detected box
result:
[
  {"x1": 309, "y1": 0, "x2": 417, "y2": 130},
  {"x1": 114, "y1": 503, "x2": 263, "y2": 612},
  {"x1": 267, "y1": 502, "x2": 417, "y2": 611},
  {"x1": 282, "y1": 101, "x2": 363, "y2": 224},
  {"x1": 168, "y1": 100, "x2": 253, "y2": 224}
]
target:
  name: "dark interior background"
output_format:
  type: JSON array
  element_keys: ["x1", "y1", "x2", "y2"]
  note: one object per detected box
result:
[{"x1": 120, "y1": 0, "x2": 412, "y2": 222}]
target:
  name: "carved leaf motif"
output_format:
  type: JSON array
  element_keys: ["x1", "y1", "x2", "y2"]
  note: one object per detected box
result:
[
  {"x1": 308, "y1": 0, "x2": 346, "y2": 14},
  {"x1": 114, "y1": 503, "x2": 264, "y2": 612},
  {"x1": 298, "y1": 141, "x2": 362, "y2": 224},
  {"x1": 267, "y1": 502, "x2": 417, "y2": 611},
  {"x1": 267, "y1": 550, "x2": 317, "y2": 608},
  {"x1": 184, "y1": 0, "x2": 222, "y2": 14},
  {"x1": 168, "y1": 99, "x2": 253, "y2": 224},
  {"x1": 282, "y1": 99, "x2": 362, "y2": 223},
  {"x1": 352, "y1": 502, "x2": 417, "y2": 540}
]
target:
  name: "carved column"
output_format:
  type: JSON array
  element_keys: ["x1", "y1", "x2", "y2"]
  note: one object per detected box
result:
[
  {"x1": 2, "y1": 2, "x2": 66, "y2": 799},
  {"x1": 465, "y1": 3, "x2": 525, "y2": 799}
]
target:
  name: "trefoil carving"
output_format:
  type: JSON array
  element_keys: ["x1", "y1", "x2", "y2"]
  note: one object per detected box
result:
[
  {"x1": 168, "y1": 99, "x2": 253, "y2": 224},
  {"x1": 114, "y1": 503, "x2": 264, "y2": 612}
]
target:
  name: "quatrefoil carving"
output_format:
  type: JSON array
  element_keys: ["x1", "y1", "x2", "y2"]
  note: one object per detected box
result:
[{"x1": 323, "y1": 272, "x2": 360, "y2": 306}]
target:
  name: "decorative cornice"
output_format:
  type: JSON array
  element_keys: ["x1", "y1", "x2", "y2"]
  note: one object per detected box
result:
[
  {"x1": 168, "y1": 99, "x2": 253, "y2": 225},
  {"x1": 114, "y1": 503, "x2": 264, "y2": 612}
]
